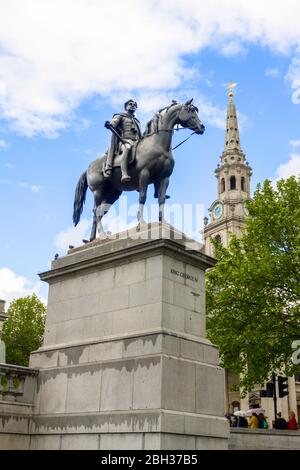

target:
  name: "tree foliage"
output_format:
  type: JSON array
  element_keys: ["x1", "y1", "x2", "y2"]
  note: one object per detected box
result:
[
  {"x1": 2, "y1": 294, "x2": 46, "y2": 366},
  {"x1": 206, "y1": 177, "x2": 300, "y2": 393}
]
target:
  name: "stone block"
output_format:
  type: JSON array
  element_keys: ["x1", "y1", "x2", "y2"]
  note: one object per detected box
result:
[
  {"x1": 123, "y1": 334, "x2": 162, "y2": 359},
  {"x1": 69, "y1": 293, "x2": 100, "y2": 320},
  {"x1": 161, "y1": 357, "x2": 196, "y2": 412},
  {"x1": 132, "y1": 412, "x2": 161, "y2": 433},
  {"x1": 144, "y1": 433, "x2": 161, "y2": 449},
  {"x1": 114, "y1": 260, "x2": 146, "y2": 287},
  {"x1": 161, "y1": 333, "x2": 180, "y2": 357},
  {"x1": 89, "y1": 340, "x2": 123, "y2": 363},
  {"x1": 184, "y1": 311, "x2": 205, "y2": 337},
  {"x1": 162, "y1": 279, "x2": 174, "y2": 304},
  {"x1": 146, "y1": 255, "x2": 163, "y2": 280},
  {"x1": 100, "y1": 361, "x2": 133, "y2": 411},
  {"x1": 129, "y1": 279, "x2": 162, "y2": 307},
  {"x1": 55, "y1": 318, "x2": 87, "y2": 344},
  {"x1": 161, "y1": 411, "x2": 185, "y2": 434},
  {"x1": 85, "y1": 268, "x2": 115, "y2": 293},
  {"x1": 132, "y1": 357, "x2": 162, "y2": 410},
  {"x1": 0, "y1": 415, "x2": 30, "y2": 434},
  {"x1": 112, "y1": 303, "x2": 161, "y2": 335},
  {"x1": 160, "y1": 433, "x2": 196, "y2": 450},
  {"x1": 180, "y1": 338, "x2": 204, "y2": 363},
  {"x1": 57, "y1": 345, "x2": 90, "y2": 367},
  {"x1": 65, "y1": 369, "x2": 102, "y2": 413},
  {"x1": 196, "y1": 436, "x2": 228, "y2": 450},
  {"x1": 45, "y1": 299, "x2": 73, "y2": 325},
  {"x1": 100, "y1": 432, "x2": 143, "y2": 450},
  {"x1": 38, "y1": 370, "x2": 68, "y2": 414},
  {"x1": 203, "y1": 344, "x2": 219, "y2": 365},
  {"x1": 99, "y1": 286, "x2": 129, "y2": 313},
  {"x1": 30, "y1": 349, "x2": 58, "y2": 369},
  {"x1": 184, "y1": 414, "x2": 210, "y2": 436},
  {"x1": 173, "y1": 281, "x2": 202, "y2": 313},
  {"x1": 84, "y1": 311, "x2": 113, "y2": 339},
  {"x1": 0, "y1": 434, "x2": 30, "y2": 450},
  {"x1": 61, "y1": 434, "x2": 99, "y2": 450},
  {"x1": 30, "y1": 435, "x2": 61, "y2": 450},
  {"x1": 162, "y1": 303, "x2": 185, "y2": 332},
  {"x1": 195, "y1": 364, "x2": 225, "y2": 416}
]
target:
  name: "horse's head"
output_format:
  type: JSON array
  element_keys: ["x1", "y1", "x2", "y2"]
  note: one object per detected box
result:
[{"x1": 177, "y1": 99, "x2": 205, "y2": 135}]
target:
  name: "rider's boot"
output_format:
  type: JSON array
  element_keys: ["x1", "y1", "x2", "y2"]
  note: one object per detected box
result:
[{"x1": 121, "y1": 148, "x2": 131, "y2": 182}]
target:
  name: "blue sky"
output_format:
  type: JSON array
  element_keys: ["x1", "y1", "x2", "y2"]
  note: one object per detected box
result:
[{"x1": 0, "y1": 0, "x2": 299, "y2": 304}]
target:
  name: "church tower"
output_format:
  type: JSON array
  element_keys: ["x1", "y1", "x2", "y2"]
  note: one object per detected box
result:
[{"x1": 204, "y1": 83, "x2": 252, "y2": 257}]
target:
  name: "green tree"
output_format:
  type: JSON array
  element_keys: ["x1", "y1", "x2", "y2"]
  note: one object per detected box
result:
[
  {"x1": 206, "y1": 177, "x2": 300, "y2": 393},
  {"x1": 2, "y1": 294, "x2": 46, "y2": 366}
]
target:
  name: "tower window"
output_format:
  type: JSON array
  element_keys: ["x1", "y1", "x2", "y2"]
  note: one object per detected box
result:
[
  {"x1": 241, "y1": 176, "x2": 245, "y2": 191},
  {"x1": 221, "y1": 178, "x2": 225, "y2": 192},
  {"x1": 230, "y1": 175, "x2": 236, "y2": 190}
]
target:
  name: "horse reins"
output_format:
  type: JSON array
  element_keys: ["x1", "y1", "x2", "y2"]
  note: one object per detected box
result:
[{"x1": 143, "y1": 127, "x2": 196, "y2": 151}]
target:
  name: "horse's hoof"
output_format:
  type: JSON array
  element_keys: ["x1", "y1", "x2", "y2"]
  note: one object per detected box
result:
[{"x1": 98, "y1": 232, "x2": 108, "y2": 240}]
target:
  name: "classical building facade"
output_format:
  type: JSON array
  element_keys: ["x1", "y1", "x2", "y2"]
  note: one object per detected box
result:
[{"x1": 204, "y1": 88, "x2": 300, "y2": 421}]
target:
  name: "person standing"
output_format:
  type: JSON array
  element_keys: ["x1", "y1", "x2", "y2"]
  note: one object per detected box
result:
[{"x1": 287, "y1": 411, "x2": 298, "y2": 430}]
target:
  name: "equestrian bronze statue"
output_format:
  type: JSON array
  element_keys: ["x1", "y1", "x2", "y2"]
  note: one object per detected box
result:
[{"x1": 73, "y1": 99, "x2": 205, "y2": 241}]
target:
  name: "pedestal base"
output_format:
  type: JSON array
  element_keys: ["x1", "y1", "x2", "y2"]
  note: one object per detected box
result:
[{"x1": 30, "y1": 224, "x2": 229, "y2": 449}]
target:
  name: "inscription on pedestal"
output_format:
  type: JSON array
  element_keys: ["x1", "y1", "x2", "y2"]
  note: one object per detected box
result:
[{"x1": 170, "y1": 268, "x2": 198, "y2": 283}]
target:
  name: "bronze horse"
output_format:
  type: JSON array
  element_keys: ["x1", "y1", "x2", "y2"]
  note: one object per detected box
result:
[{"x1": 73, "y1": 99, "x2": 205, "y2": 240}]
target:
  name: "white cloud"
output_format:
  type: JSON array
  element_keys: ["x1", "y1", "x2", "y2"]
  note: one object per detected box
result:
[
  {"x1": 0, "y1": 267, "x2": 43, "y2": 306},
  {"x1": 0, "y1": 139, "x2": 8, "y2": 148},
  {"x1": 55, "y1": 218, "x2": 91, "y2": 251},
  {"x1": 289, "y1": 139, "x2": 300, "y2": 148},
  {"x1": 0, "y1": 1, "x2": 300, "y2": 136},
  {"x1": 219, "y1": 41, "x2": 247, "y2": 57},
  {"x1": 265, "y1": 68, "x2": 280, "y2": 78},
  {"x1": 286, "y1": 49, "x2": 300, "y2": 104},
  {"x1": 5, "y1": 163, "x2": 14, "y2": 169},
  {"x1": 18, "y1": 182, "x2": 42, "y2": 193},
  {"x1": 274, "y1": 154, "x2": 300, "y2": 180}
]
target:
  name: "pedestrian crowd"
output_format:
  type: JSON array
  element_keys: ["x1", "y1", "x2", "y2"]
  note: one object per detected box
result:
[{"x1": 225, "y1": 411, "x2": 299, "y2": 430}]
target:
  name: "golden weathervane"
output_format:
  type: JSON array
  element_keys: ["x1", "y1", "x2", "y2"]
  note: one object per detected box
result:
[{"x1": 228, "y1": 81, "x2": 237, "y2": 101}]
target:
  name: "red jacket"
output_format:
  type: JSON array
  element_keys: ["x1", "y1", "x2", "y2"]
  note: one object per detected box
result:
[{"x1": 287, "y1": 417, "x2": 298, "y2": 430}]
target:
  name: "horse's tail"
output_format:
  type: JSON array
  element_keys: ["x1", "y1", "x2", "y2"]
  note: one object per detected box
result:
[{"x1": 73, "y1": 171, "x2": 88, "y2": 226}]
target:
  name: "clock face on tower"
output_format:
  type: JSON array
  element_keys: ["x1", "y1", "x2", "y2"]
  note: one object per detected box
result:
[{"x1": 212, "y1": 202, "x2": 223, "y2": 220}]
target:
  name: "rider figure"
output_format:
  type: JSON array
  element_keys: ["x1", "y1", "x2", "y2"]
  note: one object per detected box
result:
[{"x1": 103, "y1": 99, "x2": 142, "y2": 182}]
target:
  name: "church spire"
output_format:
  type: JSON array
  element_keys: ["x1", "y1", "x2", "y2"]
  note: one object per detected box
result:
[{"x1": 224, "y1": 81, "x2": 242, "y2": 155}]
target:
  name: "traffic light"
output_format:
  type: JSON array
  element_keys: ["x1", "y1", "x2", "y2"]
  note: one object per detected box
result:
[
  {"x1": 278, "y1": 376, "x2": 289, "y2": 398},
  {"x1": 266, "y1": 382, "x2": 274, "y2": 397},
  {"x1": 259, "y1": 382, "x2": 274, "y2": 398}
]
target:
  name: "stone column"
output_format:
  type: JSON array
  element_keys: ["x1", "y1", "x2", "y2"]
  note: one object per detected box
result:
[{"x1": 29, "y1": 223, "x2": 229, "y2": 450}]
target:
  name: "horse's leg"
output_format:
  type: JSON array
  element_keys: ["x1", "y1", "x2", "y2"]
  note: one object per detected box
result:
[
  {"x1": 90, "y1": 188, "x2": 103, "y2": 240},
  {"x1": 96, "y1": 190, "x2": 122, "y2": 238},
  {"x1": 137, "y1": 169, "x2": 150, "y2": 226},
  {"x1": 90, "y1": 207, "x2": 97, "y2": 241},
  {"x1": 154, "y1": 180, "x2": 170, "y2": 199},
  {"x1": 158, "y1": 177, "x2": 170, "y2": 223}
]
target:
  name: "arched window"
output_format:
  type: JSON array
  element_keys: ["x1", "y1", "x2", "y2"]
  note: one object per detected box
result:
[
  {"x1": 230, "y1": 175, "x2": 236, "y2": 190},
  {"x1": 241, "y1": 176, "x2": 245, "y2": 191},
  {"x1": 221, "y1": 178, "x2": 225, "y2": 192}
]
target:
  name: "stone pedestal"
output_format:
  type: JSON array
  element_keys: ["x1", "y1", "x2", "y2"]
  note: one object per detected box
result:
[{"x1": 29, "y1": 223, "x2": 229, "y2": 449}]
